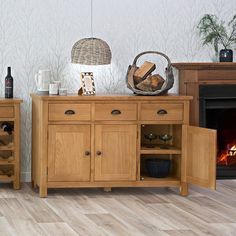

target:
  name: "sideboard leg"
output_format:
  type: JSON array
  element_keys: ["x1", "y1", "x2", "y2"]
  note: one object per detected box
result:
[
  {"x1": 104, "y1": 187, "x2": 112, "y2": 192},
  {"x1": 13, "y1": 180, "x2": 20, "y2": 190},
  {"x1": 39, "y1": 186, "x2": 48, "y2": 198},
  {"x1": 31, "y1": 180, "x2": 37, "y2": 189},
  {"x1": 180, "y1": 182, "x2": 188, "y2": 196}
]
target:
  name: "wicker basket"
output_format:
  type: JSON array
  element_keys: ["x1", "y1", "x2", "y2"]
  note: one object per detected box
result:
[{"x1": 126, "y1": 51, "x2": 174, "y2": 95}]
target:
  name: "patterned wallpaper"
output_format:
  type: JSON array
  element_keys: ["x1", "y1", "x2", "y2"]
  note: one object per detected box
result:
[{"x1": 0, "y1": 0, "x2": 235, "y2": 181}]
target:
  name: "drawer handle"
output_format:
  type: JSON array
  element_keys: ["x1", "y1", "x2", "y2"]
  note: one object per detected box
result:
[
  {"x1": 157, "y1": 109, "x2": 168, "y2": 115},
  {"x1": 65, "y1": 110, "x2": 75, "y2": 115},
  {"x1": 96, "y1": 151, "x2": 102, "y2": 156},
  {"x1": 85, "y1": 151, "x2": 90, "y2": 156},
  {"x1": 111, "y1": 109, "x2": 121, "y2": 115}
]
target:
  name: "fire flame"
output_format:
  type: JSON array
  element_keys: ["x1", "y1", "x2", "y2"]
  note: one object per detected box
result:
[{"x1": 217, "y1": 145, "x2": 236, "y2": 166}]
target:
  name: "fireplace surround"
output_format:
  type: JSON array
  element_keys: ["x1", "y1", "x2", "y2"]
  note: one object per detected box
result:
[{"x1": 173, "y1": 62, "x2": 236, "y2": 179}]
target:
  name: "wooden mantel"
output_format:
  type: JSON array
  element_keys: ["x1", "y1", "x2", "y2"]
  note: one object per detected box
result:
[
  {"x1": 172, "y1": 62, "x2": 236, "y2": 125},
  {"x1": 172, "y1": 62, "x2": 236, "y2": 70}
]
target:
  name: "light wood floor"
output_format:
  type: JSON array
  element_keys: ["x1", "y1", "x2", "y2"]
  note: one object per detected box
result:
[{"x1": 0, "y1": 181, "x2": 236, "y2": 236}]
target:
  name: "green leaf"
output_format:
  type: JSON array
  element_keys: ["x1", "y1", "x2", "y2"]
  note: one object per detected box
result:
[{"x1": 197, "y1": 14, "x2": 236, "y2": 50}]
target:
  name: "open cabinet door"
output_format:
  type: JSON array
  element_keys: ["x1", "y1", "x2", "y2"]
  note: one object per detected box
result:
[{"x1": 183, "y1": 125, "x2": 217, "y2": 189}]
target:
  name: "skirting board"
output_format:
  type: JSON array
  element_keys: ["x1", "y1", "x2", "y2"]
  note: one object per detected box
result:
[{"x1": 21, "y1": 172, "x2": 31, "y2": 182}]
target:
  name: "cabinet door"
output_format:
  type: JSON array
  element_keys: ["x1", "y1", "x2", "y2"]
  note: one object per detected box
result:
[
  {"x1": 94, "y1": 125, "x2": 137, "y2": 181},
  {"x1": 48, "y1": 125, "x2": 90, "y2": 182},
  {"x1": 183, "y1": 125, "x2": 216, "y2": 189}
]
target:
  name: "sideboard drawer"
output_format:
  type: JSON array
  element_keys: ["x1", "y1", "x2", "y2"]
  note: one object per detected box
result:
[
  {"x1": 49, "y1": 103, "x2": 91, "y2": 121},
  {"x1": 0, "y1": 106, "x2": 14, "y2": 118},
  {"x1": 95, "y1": 103, "x2": 137, "y2": 120},
  {"x1": 141, "y1": 103, "x2": 183, "y2": 121}
]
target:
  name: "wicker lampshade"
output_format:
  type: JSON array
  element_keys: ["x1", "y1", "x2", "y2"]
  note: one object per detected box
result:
[{"x1": 71, "y1": 37, "x2": 112, "y2": 65}]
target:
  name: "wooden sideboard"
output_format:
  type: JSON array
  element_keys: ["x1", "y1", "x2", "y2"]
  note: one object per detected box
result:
[
  {"x1": 172, "y1": 62, "x2": 236, "y2": 126},
  {"x1": 0, "y1": 98, "x2": 22, "y2": 189},
  {"x1": 31, "y1": 94, "x2": 216, "y2": 197}
]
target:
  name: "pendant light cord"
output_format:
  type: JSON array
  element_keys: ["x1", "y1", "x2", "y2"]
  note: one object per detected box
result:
[{"x1": 91, "y1": 0, "x2": 93, "y2": 38}]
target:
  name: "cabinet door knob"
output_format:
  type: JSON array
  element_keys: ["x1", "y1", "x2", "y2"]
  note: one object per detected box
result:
[
  {"x1": 111, "y1": 109, "x2": 121, "y2": 115},
  {"x1": 96, "y1": 151, "x2": 102, "y2": 156},
  {"x1": 65, "y1": 110, "x2": 75, "y2": 115},
  {"x1": 85, "y1": 151, "x2": 90, "y2": 156},
  {"x1": 157, "y1": 109, "x2": 167, "y2": 115}
]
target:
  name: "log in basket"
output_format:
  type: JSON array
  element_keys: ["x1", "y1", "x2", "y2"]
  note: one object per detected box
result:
[{"x1": 126, "y1": 51, "x2": 174, "y2": 95}]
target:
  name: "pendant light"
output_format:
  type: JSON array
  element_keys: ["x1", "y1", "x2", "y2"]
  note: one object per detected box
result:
[{"x1": 71, "y1": 0, "x2": 112, "y2": 65}]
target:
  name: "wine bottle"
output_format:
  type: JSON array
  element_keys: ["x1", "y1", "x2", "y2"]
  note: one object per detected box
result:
[
  {"x1": 1, "y1": 122, "x2": 13, "y2": 135},
  {"x1": 5, "y1": 67, "x2": 13, "y2": 98}
]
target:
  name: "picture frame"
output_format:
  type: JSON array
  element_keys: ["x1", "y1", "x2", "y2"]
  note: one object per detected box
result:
[{"x1": 80, "y1": 72, "x2": 96, "y2": 95}]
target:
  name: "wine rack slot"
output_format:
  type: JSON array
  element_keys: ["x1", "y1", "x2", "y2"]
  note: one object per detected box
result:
[
  {"x1": 0, "y1": 165, "x2": 14, "y2": 177},
  {"x1": 0, "y1": 151, "x2": 14, "y2": 163}
]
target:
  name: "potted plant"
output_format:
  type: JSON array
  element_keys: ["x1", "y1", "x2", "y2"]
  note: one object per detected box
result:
[{"x1": 197, "y1": 14, "x2": 236, "y2": 62}]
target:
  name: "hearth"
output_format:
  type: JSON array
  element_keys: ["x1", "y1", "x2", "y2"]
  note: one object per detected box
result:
[{"x1": 199, "y1": 84, "x2": 236, "y2": 179}]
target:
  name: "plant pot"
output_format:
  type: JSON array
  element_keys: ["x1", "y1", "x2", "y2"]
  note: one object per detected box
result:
[{"x1": 219, "y1": 49, "x2": 233, "y2": 62}]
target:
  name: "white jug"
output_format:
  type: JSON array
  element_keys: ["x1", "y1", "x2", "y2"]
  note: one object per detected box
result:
[{"x1": 35, "y1": 70, "x2": 51, "y2": 92}]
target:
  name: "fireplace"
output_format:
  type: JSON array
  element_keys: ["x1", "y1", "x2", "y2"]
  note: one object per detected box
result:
[{"x1": 199, "y1": 84, "x2": 236, "y2": 179}]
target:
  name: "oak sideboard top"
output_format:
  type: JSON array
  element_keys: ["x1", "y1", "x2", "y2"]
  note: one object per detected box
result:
[
  {"x1": 30, "y1": 93, "x2": 193, "y2": 102},
  {"x1": 172, "y1": 62, "x2": 236, "y2": 70},
  {"x1": 0, "y1": 98, "x2": 23, "y2": 104}
]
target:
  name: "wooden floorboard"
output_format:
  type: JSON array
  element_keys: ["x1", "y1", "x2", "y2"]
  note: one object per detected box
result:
[{"x1": 0, "y1": 180, "x2": 236, "y2": 236}]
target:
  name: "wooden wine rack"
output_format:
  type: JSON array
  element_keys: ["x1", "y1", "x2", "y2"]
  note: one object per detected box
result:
[{"x1": 0, "y1": 99, "x2": 22, "y2": 189}]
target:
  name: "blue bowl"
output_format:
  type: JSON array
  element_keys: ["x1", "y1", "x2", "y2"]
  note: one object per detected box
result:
[{"x1": 145, "y1": 159, "x2": 171, "y2": 178}]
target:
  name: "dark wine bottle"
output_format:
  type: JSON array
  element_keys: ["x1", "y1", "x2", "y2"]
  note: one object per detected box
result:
[
  {"x1": 1, "y1": 122, "x2": 13, "y2": 135},
  {"x1": 5, "y1": 67, "x2": 13, "y2": 98}
]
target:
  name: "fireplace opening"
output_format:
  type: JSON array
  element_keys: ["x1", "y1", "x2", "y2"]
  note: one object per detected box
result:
[{"x1": 199, "y1": 85, "x2": 236, "y2": 179}]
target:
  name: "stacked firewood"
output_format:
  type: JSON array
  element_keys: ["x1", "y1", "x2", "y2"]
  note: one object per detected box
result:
[{"x1": 133, "y1": 61, "x2": 165, "y2": 92}]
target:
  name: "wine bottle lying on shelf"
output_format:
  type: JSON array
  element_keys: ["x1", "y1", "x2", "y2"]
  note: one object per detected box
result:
[
  {"x1": 0, "y1": 122, "x2": 14, "y2": 135},
  {"x1": 0, "y1": 169, "x2": 14, "y2": 177},
  {"x1": 0, "y1": 155, "x2": 13, "y2": 161},
  {"x1": 0, "y1": 140, "x2": 6, "y2": 146}
]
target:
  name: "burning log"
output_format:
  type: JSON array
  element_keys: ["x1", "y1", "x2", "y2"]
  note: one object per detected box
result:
[
  {"x1": 217, "y1": 145, "x2": 236, "y2": 166},
  {"x1": 228, "y1": 145, "x2": 236, "y2": 156}
]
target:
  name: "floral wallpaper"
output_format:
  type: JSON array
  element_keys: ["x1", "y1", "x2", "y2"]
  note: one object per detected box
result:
[{"x1": 0, "y1": 0, "x2": 235, "y2": 181}]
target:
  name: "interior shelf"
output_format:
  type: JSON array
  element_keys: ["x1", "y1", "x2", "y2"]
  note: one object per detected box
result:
[
  {"x1": 0, "y1": 118, "x2": 15, "y2": 122},
  {"x1": 0, "y1": 131, "x2": 14, "y2": 136},
  {"x1": 0, "y1": 157, "x2": 14, "y2": 165},
  {"x1": 0, "y1": 175, "x2": 14, "y2": 181},
  {"x1": 0, "y1": 146, "x2": 14, "y2": 151},
  {"x1": 140, "y1": 175, "x2": 179, "y2": 181},
  {"x1": 0, "y1": 161, "x2": 14, "y2": 165},
  {"x1": 139, "y1": 175, "x2": 180, "y2": 186},
  {"x1": 140, "y1": 146, "x2": 181, "y2": 154}
]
